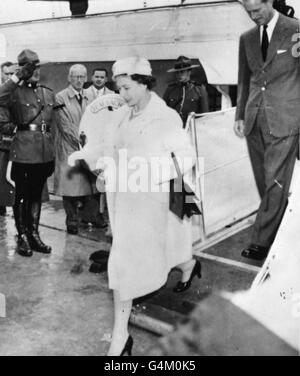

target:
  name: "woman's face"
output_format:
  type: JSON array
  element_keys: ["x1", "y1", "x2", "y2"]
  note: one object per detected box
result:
[{"x1": 116, "y1": 75, "x2": 147, "y2": 108}]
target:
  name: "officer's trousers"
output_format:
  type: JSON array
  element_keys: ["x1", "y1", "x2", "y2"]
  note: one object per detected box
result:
[
  {"x1": 246, "y1": 109, "x2": 299, "y2": 248},
  {"x1": 11, "y1": 161, "x2": 55, "y2": 234}
]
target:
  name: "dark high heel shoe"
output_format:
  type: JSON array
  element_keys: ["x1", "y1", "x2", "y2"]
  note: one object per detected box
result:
[
  {"x1": 173, "y1": 260, "x2": 202, "y2": 293},
  {"x1": 120, "y1": 335, "x2": 133, "y2": 356}
]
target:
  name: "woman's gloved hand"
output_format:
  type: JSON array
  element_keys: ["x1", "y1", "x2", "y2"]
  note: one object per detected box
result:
[{"x1": 68, "y1": 151, "x2": 83, "y2": 167}]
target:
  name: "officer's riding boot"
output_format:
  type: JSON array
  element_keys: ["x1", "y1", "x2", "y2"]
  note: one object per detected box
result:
[
  {"x1": 27, "y1": 199, "x2": 52, "y2": 254},
  {"x1": 13, "y1": 201, "x2": 33, "y2": 257}
]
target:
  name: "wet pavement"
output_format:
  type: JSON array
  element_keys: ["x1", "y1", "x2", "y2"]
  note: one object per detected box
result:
[
  {"x1": 0, "y1": 199, "x2": 158, "y2": 356},
  {"x1": 0, "y1": 197, "x2": 261, "y2": 356}
]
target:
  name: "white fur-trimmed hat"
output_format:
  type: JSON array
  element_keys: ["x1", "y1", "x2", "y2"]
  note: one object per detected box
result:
[{"x1": 112, "y1": 56, "x2": 152, "y2": 79}]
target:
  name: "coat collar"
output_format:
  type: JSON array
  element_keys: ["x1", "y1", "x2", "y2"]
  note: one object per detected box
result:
[
  {"x1": 118, "y1": 92, "x2": 164, "y2": 126},
  {"x1": 67, "y1": 85, "x2": 89, "y2": 100}
]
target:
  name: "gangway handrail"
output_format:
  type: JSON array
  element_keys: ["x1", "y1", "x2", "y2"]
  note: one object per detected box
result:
[
  {"x1": 186, "y1": 107, "x2": 259, "y2": 248},
  {"x1": 186, "y1": 112, "x2": 207, "y2": 240},
  {"x1": 185, "y1": 109, "x2": 237, "y2": 241},
  {"x1": 192, "y1": 106, "x2": 236, "y2": 119}
]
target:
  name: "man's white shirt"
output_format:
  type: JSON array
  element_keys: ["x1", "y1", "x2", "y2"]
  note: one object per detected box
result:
[
  {"x1": 260, "y1": 10, "x2": 279, "y2": 44},
  {"x1": 92, "y1": 86, "x2": 105, "y2": 98},
  {"x1": 70, "y1": 85, "x2": 83, "y2": 101}
]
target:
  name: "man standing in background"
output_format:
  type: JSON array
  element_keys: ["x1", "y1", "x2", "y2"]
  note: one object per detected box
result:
[
  {"x1": 0, "y1": 62, "x2": 16, "y2": 216},
  {"x1": 54, "y1": 64, "x2": 106, "y2": 235},
  {"x1": 1, "y1": 62, "x2": 15, "y2": 84},
  {"x1": 85, "y1": 68, "x2": 114, "y2": 102},
  {"x1": 163, "y1": 56, "x2": 209, "y2": 126}
]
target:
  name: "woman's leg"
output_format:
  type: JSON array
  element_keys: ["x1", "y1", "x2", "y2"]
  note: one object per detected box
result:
[
  {"x1": 107, "y1": 290, "x2": 132, "y2": 356},
  {"x1": 177, "y1": 259, "x2": 196, "y2": 283},
  {"x1": 174, "y1": 258, "x2": 202, "y2": 293}
]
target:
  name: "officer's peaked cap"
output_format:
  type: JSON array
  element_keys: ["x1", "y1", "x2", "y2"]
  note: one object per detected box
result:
[{"x1": 18, "y1": 49, "x2": 40, "y2": 67}]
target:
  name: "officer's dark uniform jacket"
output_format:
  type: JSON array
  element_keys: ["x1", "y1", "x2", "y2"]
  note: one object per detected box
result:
[
  {"x1": 0, "y1": 78, "x2": 55, "y2": 164},
  {"x1": 163, "y1": 81, "x2": 209, "y2": 125}
]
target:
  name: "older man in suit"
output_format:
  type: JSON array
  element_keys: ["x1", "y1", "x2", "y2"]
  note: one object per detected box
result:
[
  {"x1": 235, "y1": 0, "x2": 300, "y2": 261},
  {"x1": 54, "y1": 64, "x2": 106, "y2": 234}
]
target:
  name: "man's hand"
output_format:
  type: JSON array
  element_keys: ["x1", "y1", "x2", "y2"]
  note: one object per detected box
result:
[
  {"x1": 234, "y1": 120, "x2": 246, "y2": 138},
  {"x1": 15, "y1": 62, "x2": 37, "y2": 82}
]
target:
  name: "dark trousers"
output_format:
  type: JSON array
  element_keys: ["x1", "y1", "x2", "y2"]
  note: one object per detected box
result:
[
  {"x1": 62, "y1": 196, "x2": 81, "y2": 229},
  {"x1": 11, "y1": 161, "x2": 55, "y2": 234},
  {"x1": 63, "y1": 194, "x2": 103, "y2": 229},
  {"x1": 246, "y1": 109, "x2": 299, "y2": 247},
  {"x1": 81, "y1": 193, "x2": 104, "y2": 224}
]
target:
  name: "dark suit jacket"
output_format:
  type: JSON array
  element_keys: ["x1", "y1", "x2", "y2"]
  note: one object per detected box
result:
[{"x1": 236, "y1": 14, "x2": 300, "y2": 137}]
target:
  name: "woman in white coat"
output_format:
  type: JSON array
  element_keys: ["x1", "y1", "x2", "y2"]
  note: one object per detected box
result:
[{"x1": 70, "y1": 56, "x2": 202, "y2": 356}]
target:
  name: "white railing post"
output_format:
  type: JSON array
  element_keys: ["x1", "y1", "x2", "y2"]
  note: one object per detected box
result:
[
  {"x1": 0, "y1": 293, "x2": 6, "y2": 318},
  {"x1": 186, "y1": 112, "x2": 207, "y2": 243}
]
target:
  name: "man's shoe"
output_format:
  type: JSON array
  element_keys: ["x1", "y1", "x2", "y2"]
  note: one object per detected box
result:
[
  {"x1": 89, "y1": 261, "x2": 107, "y2": 274},
  {"x1": 28, "y1": 231, "x2": 52, "y2": 254},
  {"x1": 242, "y1": 244, "x2": 269, "y2": 261},
  {"x1": 67, "y1": 226, "x2": 78, "y2": 235},
  {"x1": 89, "y1": 250, "x2": 109, "y2": 263},
  {"x1": 92, "y1": 221, "x2": 108, "y2": 229},
  {"x1": 16, "y1": 234, "x2": 33, "y2": 257},
  {"x1": 82, "y1": 219, "x2": 107, "y2": 229}
]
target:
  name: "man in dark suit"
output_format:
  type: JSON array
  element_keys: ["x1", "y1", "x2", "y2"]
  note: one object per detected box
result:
[{"x1": 235, "y1": 0, "x2": 300, "y2": 261}]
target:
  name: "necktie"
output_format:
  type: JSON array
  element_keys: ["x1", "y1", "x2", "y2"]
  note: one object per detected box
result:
[
  {"x1": 76, "y1": 93, "x2": 82, "y2": 107},
  {"x1": 261, "y1": 25, "x2": 269, "y2": 62}
]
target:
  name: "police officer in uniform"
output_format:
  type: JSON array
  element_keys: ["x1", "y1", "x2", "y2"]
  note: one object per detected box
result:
[
  {"x1": 0, "y1": 49, "x2": 55, "y2": 257},
  {"x1": 163, "y1": 56, "x2": 209, "y2": 126}
]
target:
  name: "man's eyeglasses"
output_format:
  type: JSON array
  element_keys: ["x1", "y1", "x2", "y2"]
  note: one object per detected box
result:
[{"x1": 71, "y1": 75, "x2": 86, "y2": 80}]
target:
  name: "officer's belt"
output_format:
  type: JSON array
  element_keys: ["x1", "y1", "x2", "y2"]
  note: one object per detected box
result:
[{"x1": 17, "y1": 124, "x2": 50, "y2": 133}]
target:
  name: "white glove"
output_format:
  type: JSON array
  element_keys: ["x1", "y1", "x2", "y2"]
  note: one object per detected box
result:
[
  {"x1": 68, "y1": 151, "x2": 83, "y2": 167},
  {"x1": 6, "y1": 161, "x2": 15, "y2": 188}
]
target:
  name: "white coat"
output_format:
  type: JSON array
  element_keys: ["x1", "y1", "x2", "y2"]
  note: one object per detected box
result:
[
  {"x1": 105, "y1": 92, "x2": 196, "y2": 301},
  {"x1": 71, "y1": 92, "x2": 196, "y2": 301}
]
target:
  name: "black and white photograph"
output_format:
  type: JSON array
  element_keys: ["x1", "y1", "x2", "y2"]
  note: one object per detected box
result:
[{"x1": 0, "y1": 0, "x2": 299, "y2": 358}]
